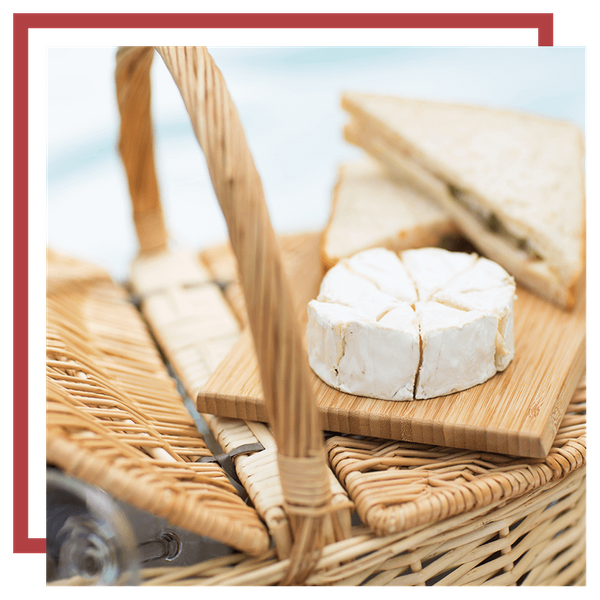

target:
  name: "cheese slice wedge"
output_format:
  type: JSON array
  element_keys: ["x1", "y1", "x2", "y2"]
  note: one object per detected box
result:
[
  {"x1": 317, "y1": 259, "x2": 400, "y2": 319},
  {"x1": 401, "y1": 247, "x2": 477, "y2": 301},
  {"x1": 415, "y1": 302, "x2": 497, "y2": 399},
  {"x1": 345, "y1": 247, "x2": 418, "y2": 303},
  {"x1": 307, "y1": 247, "x2": 516, "y2": 400}
]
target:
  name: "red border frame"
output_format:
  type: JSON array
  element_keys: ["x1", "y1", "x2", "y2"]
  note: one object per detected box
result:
[{"x1": 13, "y1": 12, "x2": 553, "y2": 554}]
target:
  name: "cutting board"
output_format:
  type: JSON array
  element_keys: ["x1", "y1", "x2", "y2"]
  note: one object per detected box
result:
[{"x1": 197, "y1": 233, "x2": 586, "y2": 458}]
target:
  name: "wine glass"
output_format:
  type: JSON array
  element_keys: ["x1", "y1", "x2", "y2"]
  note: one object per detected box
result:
[{"x1": 46, "y1": 467, "x2": 140, "y2": 585}]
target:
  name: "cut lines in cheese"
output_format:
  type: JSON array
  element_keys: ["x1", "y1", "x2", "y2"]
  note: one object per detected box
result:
[{"x1": 307, "y1": 247, "x2": 516, "y2": 401}]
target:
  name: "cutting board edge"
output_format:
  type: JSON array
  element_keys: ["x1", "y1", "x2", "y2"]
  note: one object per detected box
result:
[
  {"x1": 196, "y1": 389, "x2": 562, "y2": 459},
  {"x1": 196, "y1": 390, "x2": 269, "y2": 424},
  {"x1": 538, "y1": 338, "x2": 587, "y2": 458},
  {"x1": 319, "y1": 406, "x2": 554, "y2": 458}
]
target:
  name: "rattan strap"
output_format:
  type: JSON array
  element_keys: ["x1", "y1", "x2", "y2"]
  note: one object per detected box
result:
[
  {"x1": 115, "y1": 47, "x2": 168, "y2": 253},
  {"x1": 115, "y1": 46, "x2": 343, "y2": 583}
]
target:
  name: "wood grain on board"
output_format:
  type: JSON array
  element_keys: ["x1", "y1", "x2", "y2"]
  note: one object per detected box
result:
[{"x1": 197, "y1": 233, "x2": 586, "y2": 458}]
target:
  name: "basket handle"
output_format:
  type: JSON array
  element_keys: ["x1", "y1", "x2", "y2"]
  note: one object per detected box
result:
[
  {"x1": 115, "y1": 47, "x2": 168, "y2": 253},
  {"x1": 115, "y1": 46, "x2": 344, "y2": 582}
]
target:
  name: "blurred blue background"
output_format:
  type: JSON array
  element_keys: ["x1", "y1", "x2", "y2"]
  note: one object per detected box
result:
[{"x1": 47, "y1": 47, "x2": 585, "y2": 281}]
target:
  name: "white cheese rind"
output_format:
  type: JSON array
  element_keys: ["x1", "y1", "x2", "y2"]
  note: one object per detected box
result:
[
  {"x1": 306, "y1": 301, "x2": 367, "y2": 387},
  {"x1": 401, "y1": 247, "x2": 477, "y2": 301},
  {"x1": 345, "y1": 248, "x2": 418, "y2": 303},
  {"x1": 308, "y1": 247, "x2": 515, "y2": 401},
  {"x1": 441, "y1": 256, "x2": 514, "y2": 294},
  {"x1": 338, "y1": 305, "x2": 420, "y2": 400},
  {"x1": 415, "y1": 302, "x2": 497, "y2": 399},
  {"x1": 432, "y1": 286, "x2": 516, "y2": 371},
  {"x1": 317, "y1": 262, "x2": 399, "y2": 319},
  {"x1": 307, "y1": 301, "x2": 419, "y2": 400}
]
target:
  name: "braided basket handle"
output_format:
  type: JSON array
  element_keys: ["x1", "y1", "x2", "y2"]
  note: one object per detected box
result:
[{"x1": 115, "y1": 46, "x2": 343, "y2": 581}]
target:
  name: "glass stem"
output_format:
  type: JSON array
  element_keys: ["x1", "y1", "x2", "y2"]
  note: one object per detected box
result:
[{"x1": 138, "y1": 531, "x2": 181, "y2": 564}]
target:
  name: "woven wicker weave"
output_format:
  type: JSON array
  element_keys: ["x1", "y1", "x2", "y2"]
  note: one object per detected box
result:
[
  {"x1": 46, "y1": 45, "x2": 586, "y2": 585},
  {"x1": 137, "y1": 465, "x2": 585, "y2": 586},
  {"x1": 47, "y1": 243, "x2": 586, "y2": 585},
  {"x1": 46, "y1": 250, "x2": 270, "y2": 556},
  {"x1": 200, "y1": 234, "x2": 586, "y2": 537}
]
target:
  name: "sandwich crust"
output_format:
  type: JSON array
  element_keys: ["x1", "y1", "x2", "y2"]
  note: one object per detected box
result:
[
  {"x1": 321, "y1": 159, "x2": 457, "y2": 271},
  {"x1": 342, "y1": 94, "x2": 587, "y2": 309}
]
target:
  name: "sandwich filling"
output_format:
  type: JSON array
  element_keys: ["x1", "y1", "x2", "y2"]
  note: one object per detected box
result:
[
  {"x1": 447, "y1": 185, "x2": 543, "y2": 262},
  {"x1": 346, "y1": 120, "x2": 547, "y2": 266}
]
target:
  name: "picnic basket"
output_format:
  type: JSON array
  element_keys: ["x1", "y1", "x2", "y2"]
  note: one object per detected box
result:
[{"x1": 46, "y1": 46, "x2": 586, "y2": 586}]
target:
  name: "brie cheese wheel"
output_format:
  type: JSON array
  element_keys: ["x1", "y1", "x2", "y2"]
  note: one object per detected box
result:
[{"x1": 308, "y1": 247, "x2": 516, "y2": 400}]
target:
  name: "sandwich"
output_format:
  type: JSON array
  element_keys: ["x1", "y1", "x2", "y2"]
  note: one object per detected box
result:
[
  {"x1": 342, "y1": 93, "x2": 585, "y2": 309},
  {"x1": 321, "y1": 157, "x2": 458, "y2": 270}
]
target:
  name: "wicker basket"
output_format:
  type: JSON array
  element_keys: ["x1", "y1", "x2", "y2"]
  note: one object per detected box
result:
[{"x1": 46, "y1": 46, "x2": 586, "y2": 586}]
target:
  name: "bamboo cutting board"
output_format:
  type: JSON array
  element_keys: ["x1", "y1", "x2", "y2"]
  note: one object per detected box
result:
[{"x1": 197, "y1": 233, "x2": 586, "y2": 458}]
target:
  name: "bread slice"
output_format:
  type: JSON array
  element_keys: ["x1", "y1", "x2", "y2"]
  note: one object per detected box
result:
[
  {"x1": 342, "y1": 93, "x2": 586, "y2": 309},
  {"x1": 321, "y1": 158, "x2": 457, "y2": 270}
]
